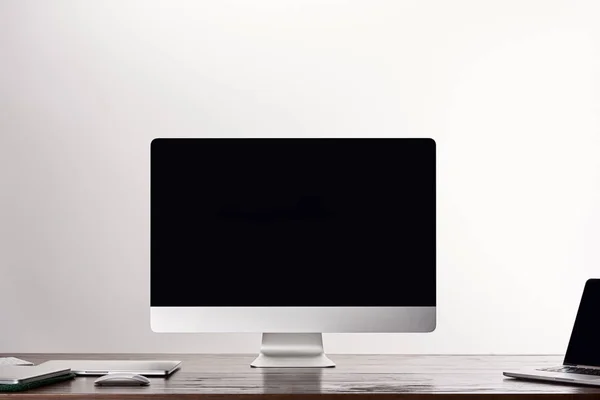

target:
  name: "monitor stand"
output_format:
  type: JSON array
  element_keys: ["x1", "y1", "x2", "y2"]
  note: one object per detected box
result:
[{"x1": 251, "y1": 333, "x2": 336, "y2": 368}]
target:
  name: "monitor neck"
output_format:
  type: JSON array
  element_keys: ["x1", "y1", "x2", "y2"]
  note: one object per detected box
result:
[{"x1": 251, "y1": 333, "x2": 335, "y2": 368}]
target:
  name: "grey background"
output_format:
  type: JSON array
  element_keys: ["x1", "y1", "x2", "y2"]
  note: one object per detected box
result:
[{"x1": 1, "y1": 0, "x2": 599, "y2": 353}]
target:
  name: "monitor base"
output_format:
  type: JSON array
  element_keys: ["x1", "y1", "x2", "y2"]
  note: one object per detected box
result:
[{"x1": 251, "y1": 333, "x2": 335, "y2": 368}]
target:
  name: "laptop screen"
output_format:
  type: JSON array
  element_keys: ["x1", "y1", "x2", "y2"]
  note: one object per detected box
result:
[{"x1": 564, "y1": 279, "x2": 600, "y2": 366}]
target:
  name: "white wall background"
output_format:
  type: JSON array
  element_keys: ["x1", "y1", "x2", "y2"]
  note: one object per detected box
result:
[{"x1": 1, "y1": 0, "x2": 599, "y2": 354}]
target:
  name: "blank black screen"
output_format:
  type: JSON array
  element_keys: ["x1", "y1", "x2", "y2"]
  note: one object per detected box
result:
[
  {"x1": 151, "y1": 138, "x2": 435, "y2": 307},
  {"x1": 564, "y1": 279, "x2": 600, "y2": 366}
]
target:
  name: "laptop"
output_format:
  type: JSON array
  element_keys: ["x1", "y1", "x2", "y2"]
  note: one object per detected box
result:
[
  {"x1": 504, "y1": 279, "x2": 600, "y2": 386},
  {"x1": 37, "y1": 360, "x2": 181, "y2": 377}
]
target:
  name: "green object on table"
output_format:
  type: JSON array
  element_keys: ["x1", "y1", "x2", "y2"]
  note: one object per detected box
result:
[{"x1": 0, "y1": 372, "x2": 76, "y2": 392}]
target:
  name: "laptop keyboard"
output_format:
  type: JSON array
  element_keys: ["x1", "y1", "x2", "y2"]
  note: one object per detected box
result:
[{"x1": 540, "y1": 366, "x2": 600, "y2": 376}]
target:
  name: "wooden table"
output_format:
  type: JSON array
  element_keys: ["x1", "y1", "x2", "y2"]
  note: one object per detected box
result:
[{"x1": 2, "y1": 354, "x2": 599, "y2": 399}]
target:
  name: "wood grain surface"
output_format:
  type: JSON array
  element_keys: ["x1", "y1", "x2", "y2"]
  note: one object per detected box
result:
[{"x1": 1, "y1": 353, "x2": 598, "y2": 399}]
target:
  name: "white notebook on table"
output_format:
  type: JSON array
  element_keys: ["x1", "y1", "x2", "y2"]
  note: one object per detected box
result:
[{"x1": 0, "y1": 364, "x2": 71, "y2": 385}]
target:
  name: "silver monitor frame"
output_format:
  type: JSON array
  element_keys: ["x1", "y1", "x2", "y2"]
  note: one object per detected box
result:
[{"x1": 151, "y1": 307, "x2": 436, "y2": 367}]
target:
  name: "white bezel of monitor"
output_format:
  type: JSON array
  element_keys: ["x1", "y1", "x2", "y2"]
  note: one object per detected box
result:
[{"x1": 151, "y1": 307, "x2": 435, "y2": 333}]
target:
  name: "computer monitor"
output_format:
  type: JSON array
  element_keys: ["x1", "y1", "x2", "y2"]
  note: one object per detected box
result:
[{"x1": 151, "y1": 138, "x2": 436, "y2": 367}]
